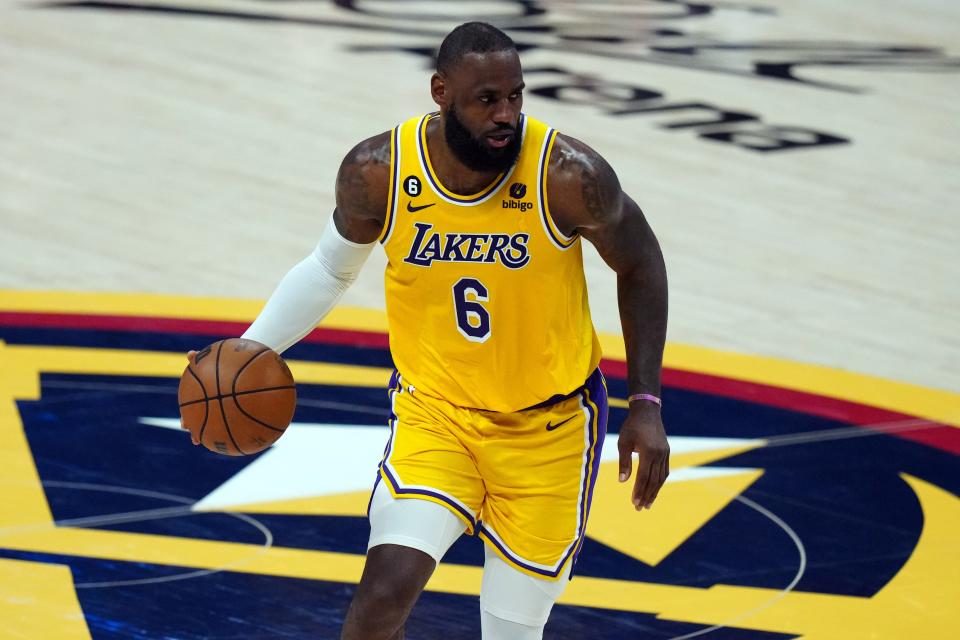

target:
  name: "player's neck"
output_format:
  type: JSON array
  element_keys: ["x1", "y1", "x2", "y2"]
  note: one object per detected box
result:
[{"x1": 426, "y1": 117, "x2": 501, "y2": 196}]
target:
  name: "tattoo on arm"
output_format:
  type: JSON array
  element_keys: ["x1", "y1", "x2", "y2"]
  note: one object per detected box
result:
[
  {"x1": 333, "y1": 131, "x2": 391, "y2": 244},
  {"x1": 579, "y1": 152, "x2": 620, "y2": 225},
  {"x1": 549, "y1": 134, "x2": 622, "y2": 235}
]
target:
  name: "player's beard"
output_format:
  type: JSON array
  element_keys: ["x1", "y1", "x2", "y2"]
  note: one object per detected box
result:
[{"x1": 444, "y1": 105, "x2": 520, "y2": 174}]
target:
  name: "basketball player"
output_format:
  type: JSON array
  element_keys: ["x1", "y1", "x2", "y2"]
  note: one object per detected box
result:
[{"x1": 197, "y1": 22, "x2": 669, "y2": 640}]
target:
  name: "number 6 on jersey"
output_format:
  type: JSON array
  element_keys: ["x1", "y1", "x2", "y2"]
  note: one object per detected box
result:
[{"x1": 453, "y1": 278, "x2": 491, "y2": 342}]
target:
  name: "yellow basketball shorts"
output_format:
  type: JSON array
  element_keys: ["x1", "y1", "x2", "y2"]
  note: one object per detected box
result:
[{"x1": 372, "y1": 369, "x2": 608, "y2": 581}]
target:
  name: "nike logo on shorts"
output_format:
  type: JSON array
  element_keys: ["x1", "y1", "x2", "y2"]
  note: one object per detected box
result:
[
  {"x1": 407, "y1": 201, "x2": 436, "y2": 213},
  {"x1": 546, "y1": 416, "x2": 576, "y2": 431}
]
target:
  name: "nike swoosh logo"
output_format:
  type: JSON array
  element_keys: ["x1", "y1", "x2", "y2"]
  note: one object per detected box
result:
[
  {"x1": 407, "y1": 202, "x2": 436, "y2": 213},
  {"x1": 545, "y1": 416, "x2": 576, "y2": 431}
]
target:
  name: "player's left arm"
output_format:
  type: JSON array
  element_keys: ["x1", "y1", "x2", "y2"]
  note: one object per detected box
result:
[{"x1": 549, "y1": 134, "x2": 669, "y2": 511}]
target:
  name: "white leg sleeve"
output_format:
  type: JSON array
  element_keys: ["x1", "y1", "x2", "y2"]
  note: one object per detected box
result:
[
  {"x1": 480, "y1": 545, "x2": 568, "y2": 629},
  {"x1": 481, "y1": 610, "x2": 544, "y2": 640},
  {"x1": 367, "y1": 480, "x2": 466, "y2": 563},
  {"x1": 241, "y1": 221, "x2": 375, "y2": 353}
]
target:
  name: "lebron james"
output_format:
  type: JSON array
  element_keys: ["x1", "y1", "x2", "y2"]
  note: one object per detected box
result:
[{"x1": 191, "y1": 21, "x2": 670, "y2": 640}]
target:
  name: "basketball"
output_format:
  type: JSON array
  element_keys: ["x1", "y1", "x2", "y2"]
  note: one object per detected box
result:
[{"x1": 178, "y1": 338, "x2": 296, "y2": 455}]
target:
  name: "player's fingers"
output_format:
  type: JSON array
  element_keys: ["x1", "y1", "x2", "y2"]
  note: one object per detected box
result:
[
  {"x1": 187, "y1": 350, "x2": 197, "y2": 363},
  {"x1": 632, "y1": 455, "x2": 655, "y2": 510},
  {"x1": 642, "y1": 454, "x2": 662, "y2": 509},
  {"x1": 617, "y1": 437, "x2": 634, "y2": 483},
  {"x1": 645, "y1": 455, "x2": 669, "y2": 509}
]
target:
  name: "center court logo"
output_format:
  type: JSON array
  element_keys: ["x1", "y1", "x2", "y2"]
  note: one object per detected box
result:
[
  {"x1": 0, "y1": 295, "x2": 957, "y2": 638},
  {"x1": 503, "y1": 182, "x2": 532, "y2": 211}
]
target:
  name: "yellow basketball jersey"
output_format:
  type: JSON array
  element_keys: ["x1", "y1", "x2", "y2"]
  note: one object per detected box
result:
[{"x1": 379, "y1": 112, "x2": 602, "y2": 413}]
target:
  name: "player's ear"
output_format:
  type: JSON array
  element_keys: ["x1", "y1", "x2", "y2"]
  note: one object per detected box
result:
[{"x1": 431, "y1": 72, "x2": 448, "y2": 108}]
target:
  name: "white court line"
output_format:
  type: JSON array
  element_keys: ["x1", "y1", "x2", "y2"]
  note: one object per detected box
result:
[
  {"x1": 5, "y1": 481, "x2": 277, "y2": 590},
  {"x1": 667, "y1": 495, "x2": 808, "y2": 640},
  {"x1": 761, "y1": 417, "x2": 941, "y2": 448}
]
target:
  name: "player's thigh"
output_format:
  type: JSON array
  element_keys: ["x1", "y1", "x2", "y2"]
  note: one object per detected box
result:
[
  {"x1": 480, "y1": 545, "x2": 568, "y2": 628},
  {"x1": 368, "y1": 479, "x2": 467, "y2": 563},
  {"x1": 380, "y1": 380, "x2": 485, "y2": 528},
  {"x1": 478, "y1": 371, "x2": 607, "y2": 576}
]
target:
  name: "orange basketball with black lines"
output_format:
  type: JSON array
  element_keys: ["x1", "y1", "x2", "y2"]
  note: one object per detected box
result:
[{"x1": 178, "y1": 338, "x2": 296, "y2": 455}]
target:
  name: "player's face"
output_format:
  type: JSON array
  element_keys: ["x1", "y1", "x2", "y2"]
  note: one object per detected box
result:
[{"x1": 439, "y1": 50, "x2": 524, "y2": 173}]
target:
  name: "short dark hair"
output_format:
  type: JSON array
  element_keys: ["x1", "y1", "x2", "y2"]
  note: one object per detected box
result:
[{"x1": 436, "y1": 22, "x2": 516, "y2": 75}]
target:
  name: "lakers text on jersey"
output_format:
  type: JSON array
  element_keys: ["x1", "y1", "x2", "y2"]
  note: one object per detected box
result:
[{"x1": 379, "y1": 112, "x2": 602, "y2": 413}]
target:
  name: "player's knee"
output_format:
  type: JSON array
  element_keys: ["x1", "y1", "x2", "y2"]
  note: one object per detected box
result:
[
  {"x1": 479, "y1": 546, "x2": 568, "y2": 630},
  {"x1": 481, "y1": 609, "x2": 544, "y2": 640},
  {"x1": 355, "y1": 544, "x2": 434, "y2": 615},
  {"x1": 345, "y1": 548, "x2": 433, "y2": 640}
]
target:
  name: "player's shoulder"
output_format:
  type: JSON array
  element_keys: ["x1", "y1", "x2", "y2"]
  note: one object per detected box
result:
[
  {"x1": 546, "y1": 133, "x2": 622, "y2": 224},
  {"x1": 547, "y1": 134, "x2": 616, "y2": 188},
  {"x1": 336, "y1": 130, "x2": 392, "y2": 225},
  {"x1": 340, "y1": 130, "x2": 392, "y2": 176}
]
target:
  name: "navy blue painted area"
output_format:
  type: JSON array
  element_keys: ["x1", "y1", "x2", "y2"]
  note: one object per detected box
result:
[
  {"x1": 5, "y1": 325, "x2": 957, "y2": 638},
  {"x1": 546, "y1": 603, "x2": 799, "y2": 640},
  {"x1": 0, "y1": 546, "x2": 798, "y2": 640},
  {"x1": 0, "y1": 548, "x2": 355, "y2": 639},
  {"x1": 576, "y1": 417, "x2": 956, "y2": 597},
  {"x1": 20, "y1": 373, "x2": 264, "y2": 506}
]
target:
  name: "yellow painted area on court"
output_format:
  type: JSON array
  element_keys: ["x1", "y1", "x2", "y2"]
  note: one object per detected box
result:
[
  {"x1": 0, "y1": 344, "x2": 54, "y2": 529},
  {"x1": 587, "y1": 464, "x2": 764, "y2": 565},
  {"x1": 223, "y1": 490, "x2": 372, "y2": 516},
  {"x1": 667, "y1": 443, "x2": 766, "y2": 471},
  {"x1": 0, "y1": 343, "x2": 392, "y2": 390},
  {"x1": 598, "y1": 333, "x2": 960, "y2": 431},
  {"x1": 0, "y1": 525, "x2": 367, "y2": 582},
  {"x1": 2, "y1": 290, "x2": 957, "y2": 428},
  {"x1": 607, "y1": 396, "x2": 629, "y2": 409},
  {"x1": 0, "y1": 345, "x2": 86, "y2": 637},
  {"x1": 1, "y1": 291, "x2": 958, "y2": 637},
  {"x1": 0, "y1": 477, "x2": 952, "y2": 638},
  {"x1": 565, "y1": 474, "x2": 959, "y2": 639},
  {"x1": 0, "y1": 289, "x2": 388, "y2": 334},
  {"x1": 0, "y1": 558, "x2": 91, "y2": 639}
]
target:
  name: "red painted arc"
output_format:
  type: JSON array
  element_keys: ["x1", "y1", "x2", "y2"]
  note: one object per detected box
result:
[{"x1": 1, "y1": 310, "x2": 957, "y2": 455}]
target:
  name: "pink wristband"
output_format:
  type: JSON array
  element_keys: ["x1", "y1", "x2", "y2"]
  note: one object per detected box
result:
[{"x1": 627, "y1": 393, "x2": 662, "y2": 407}]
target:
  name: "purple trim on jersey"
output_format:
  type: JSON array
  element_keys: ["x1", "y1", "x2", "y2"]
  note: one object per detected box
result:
[
  {"x1": 537, "y1": 128, "x2": 576, "y2": 249},
  {"x1": 379, "y1": 126, "x2": 401, "y2": 245},
  {"x1": 417, "y1": 113, "x2": 523, "y2": 205}
]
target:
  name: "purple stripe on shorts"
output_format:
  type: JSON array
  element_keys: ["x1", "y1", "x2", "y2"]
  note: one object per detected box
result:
[
  {"x1": 368, "y1": 371, "x2": 403, "y2": 516},
  {"x1": 478, "y1": 369, "x2": 608, "y2": 580},
  {"x1": 571, "y1": 369, "x2": 608, "y2": 574},
  {"x1": 478, "y1": 524, "x2": 561, "y2": 578},
  {"x1": 380, "y1": 463, "x2": 476, "y2": 529},
  {"x1": 375, "y1": 368, "x2": 477, "y2": 528}
]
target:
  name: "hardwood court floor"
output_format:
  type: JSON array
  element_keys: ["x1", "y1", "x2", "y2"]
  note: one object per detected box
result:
[
  {"x1": 0, "y1": 1, "x2": 958, "y2": 638},
  {"x1": 1, "y1": 0, "x2": 958, "y2": 391}
]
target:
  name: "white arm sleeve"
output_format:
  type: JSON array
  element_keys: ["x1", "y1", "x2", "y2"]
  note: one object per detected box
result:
[{"x1": 241, "y1": 222, "x2": 376, "y2": 353}]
